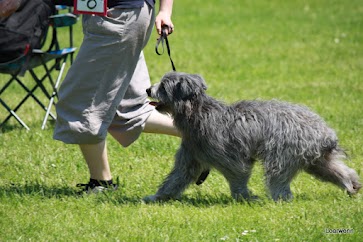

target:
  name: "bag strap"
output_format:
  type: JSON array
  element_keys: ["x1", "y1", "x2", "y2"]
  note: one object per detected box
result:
[{"x1": 155, "y1": 26, "x2": 176, "y2": 71}]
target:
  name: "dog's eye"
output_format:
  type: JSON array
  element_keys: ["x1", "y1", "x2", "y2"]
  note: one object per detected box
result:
[{"x1": 158, "y1": 85, "x2": 168, "y2": 99}]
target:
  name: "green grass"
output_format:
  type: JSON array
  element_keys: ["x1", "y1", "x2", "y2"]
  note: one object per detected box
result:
[{"x1": 1, "y1": 0, "x2": 362, "y2": 241}]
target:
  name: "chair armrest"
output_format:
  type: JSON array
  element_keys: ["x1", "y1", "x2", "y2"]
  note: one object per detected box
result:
[
  {"x1": 49, "y1": 13, "x2": 78, "y2": 28},
  {"x1": 55, "y1": 5, "x2": 69, "y2": 11}
]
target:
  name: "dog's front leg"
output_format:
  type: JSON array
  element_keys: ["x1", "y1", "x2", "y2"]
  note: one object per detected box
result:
[{"x1": 143, "y1": 145, "x2": 202, "y2": 202}]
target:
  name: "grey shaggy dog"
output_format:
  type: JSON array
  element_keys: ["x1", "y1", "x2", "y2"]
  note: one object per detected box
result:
[{"x1": 145, "y1": 72, "x2": 361, "y2": 202}]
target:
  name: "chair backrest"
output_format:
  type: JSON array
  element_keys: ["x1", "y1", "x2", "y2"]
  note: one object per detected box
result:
[
  {"x1": 0, "y1": 0, "x2": 55, "y2": 64},
  {"x1": 48, "y1": 10, "x2": 78, "y2": 54}
]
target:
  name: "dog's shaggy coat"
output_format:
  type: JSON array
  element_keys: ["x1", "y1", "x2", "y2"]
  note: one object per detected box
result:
[{"x1": 145, "y1": 72, "x2": 361, "y2": 201}]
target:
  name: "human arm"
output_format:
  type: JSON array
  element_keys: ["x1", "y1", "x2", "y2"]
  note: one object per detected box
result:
[{"x1": 155, "y1": 0, "x2": 174, "y2": 35}]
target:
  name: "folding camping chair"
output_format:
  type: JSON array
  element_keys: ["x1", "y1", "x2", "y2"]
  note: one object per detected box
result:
[{"x1": 0, "y1": 6, "x2": 77, "y2": 130}]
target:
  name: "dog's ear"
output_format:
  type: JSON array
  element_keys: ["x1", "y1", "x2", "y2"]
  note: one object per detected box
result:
[
  {"x1": 159, "y1": 72, "x2": 181, "y2": 101},
  {"x1": 175, "y1": 74, "x2": 207, "y2": 100},
  {"x1": 160, "y1": 72, "x2": 208, "y2": 101},
  {"x1": 190, "y1": 74, "x2": 208, "y2": 91}
]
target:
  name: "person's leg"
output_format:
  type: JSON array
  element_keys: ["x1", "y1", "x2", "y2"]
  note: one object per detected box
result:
[
  {"x1": 54, "y1": 5, "x2": 156, "y2": 190},
  {"x1": 77, "y1": 5, "x2": 158, "y2": 189},
  {"x1": 80, "y1": 110, "x2": 179, "y2": 185},
  {"x1": 108, "y1": 51, "x2": 181, "y2": 147},
  {"x1": 143, "y1": 109, "x2": 180, "y2": 137},
  {"x1": 79, "y1": 140, "x2": 112, "y2": 181}
]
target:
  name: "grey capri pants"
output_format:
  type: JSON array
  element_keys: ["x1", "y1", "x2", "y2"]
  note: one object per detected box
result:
[{"x1": 53, "y1": 3, "x2": 155, "y2": 147}]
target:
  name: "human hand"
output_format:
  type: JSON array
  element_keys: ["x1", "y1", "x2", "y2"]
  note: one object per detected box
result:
[
  {"x1": 155, "y1": 0, "x2": 174, "y2": 36},
  {"x1": 155, "y1": 11, "x2": 174, "y2": 36}
]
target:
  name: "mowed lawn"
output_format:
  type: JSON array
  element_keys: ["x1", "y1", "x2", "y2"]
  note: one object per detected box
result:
[{"x1": 0, "y1": 0, "x2": 362, "y2": 241}]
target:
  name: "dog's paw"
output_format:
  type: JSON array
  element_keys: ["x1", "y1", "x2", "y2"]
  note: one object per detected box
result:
[
  {"x1": 142, "y1": 194, "x2": 178, "y2": 203},
  {"x1": 142, "y1": 195, "x2": 160, "y2": 203},
  {"x1": 234, "y1": 194, "x2": 260, "y2": 203}
]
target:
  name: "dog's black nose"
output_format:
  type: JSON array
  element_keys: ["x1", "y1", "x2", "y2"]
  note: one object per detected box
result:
[{"x1": 146, "y1": 87, "x2": 151, "y2": 96}]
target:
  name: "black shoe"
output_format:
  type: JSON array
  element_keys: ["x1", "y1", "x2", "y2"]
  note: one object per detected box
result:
[{"x1": 77, "y1": 178, "x2": 118, "y2": 194}]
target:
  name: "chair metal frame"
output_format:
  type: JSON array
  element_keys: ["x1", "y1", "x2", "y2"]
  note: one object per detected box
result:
[{"x1": 0, "y1": 6, "x2": 77, "y2": 130}]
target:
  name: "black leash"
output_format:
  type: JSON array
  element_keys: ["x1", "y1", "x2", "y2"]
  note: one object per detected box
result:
[{"x1": 155, "y1": 26, "x2": 176, "y2": 71}]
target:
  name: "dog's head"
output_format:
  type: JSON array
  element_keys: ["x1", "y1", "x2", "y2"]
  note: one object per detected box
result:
[{"x1": 146, "y1": 72, "x2": 207, "y2": 115}]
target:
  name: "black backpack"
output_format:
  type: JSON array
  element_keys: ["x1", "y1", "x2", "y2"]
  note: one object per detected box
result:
[{"x1": 0, "y1": 0, "x2": 55, "y2": 64}]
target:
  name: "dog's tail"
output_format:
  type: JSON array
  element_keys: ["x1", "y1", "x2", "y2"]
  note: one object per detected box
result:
[
  {"x1": 321, "y1": 146, "x2": 361, "y2": 195},
  {"x1": 305, "y1": 146, "x2": 361, "y2": 196}
]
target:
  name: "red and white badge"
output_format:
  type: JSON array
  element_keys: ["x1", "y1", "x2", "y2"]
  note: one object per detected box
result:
[{"x1": 74, "y1": 0, "x2": 107, "y2": 16}]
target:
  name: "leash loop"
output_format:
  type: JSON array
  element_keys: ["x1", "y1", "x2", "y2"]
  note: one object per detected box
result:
[{"x1": 155, "y1": 26, "x2": 176, "y2": 71}]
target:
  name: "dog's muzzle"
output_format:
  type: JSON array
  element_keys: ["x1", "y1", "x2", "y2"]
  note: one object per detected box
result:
[
  {"x1": 146, "y1": 87, "x2": 159, "y2": 107},
  {"x1": 146, "y1": 87, "x2": 152, "y2": 97}
]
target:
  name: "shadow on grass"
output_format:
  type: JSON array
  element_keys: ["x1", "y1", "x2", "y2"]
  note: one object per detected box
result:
[
  {"x1": 180, "y1": 194, "x2": 273, "y2": 207},
  {"x1": 0, "y1": 123, "x2": 23, "y2": 133},
  {"x1": 102, "y1": 192, "x2": 272, "y2": 207},
  {"x1": 0, "y1": 182, "x2": 80, "y2": 198},
  {"x1": 2, "y1": 182, "x2": 327, "y2": 207},
  {"x1": 0, "y1": 182, "x2": 143, "y2": 204},
  {"x1": 0, "y1": 120, "x2": 55, "y2": 133}
]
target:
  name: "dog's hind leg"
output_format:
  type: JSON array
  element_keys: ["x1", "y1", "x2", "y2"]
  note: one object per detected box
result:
[
  {"x1": 304, "y1": 149, "x2": 361, "y2": 195},
  {"x1": 143, "y1": 145, "x2": 204, "y2": 202},
  {"x1": 264, "y1": 160, "x2": 301, "y2": 201},
  {"x1": 218, "y1": 162, "x2": 255, "y2": 201}
]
